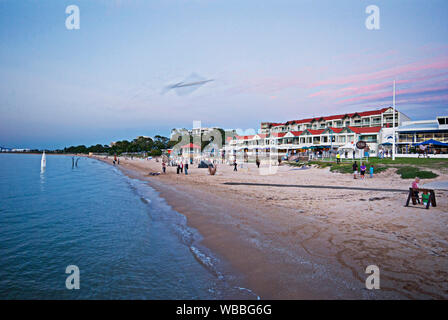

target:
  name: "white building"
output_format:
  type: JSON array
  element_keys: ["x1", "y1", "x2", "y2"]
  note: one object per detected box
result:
[
  {"x1": 395, "y1": 116, "x2": 448, "y2": 157},
  {"x1": 226, "y1": 107, "x2": 410, "y2": 159}
]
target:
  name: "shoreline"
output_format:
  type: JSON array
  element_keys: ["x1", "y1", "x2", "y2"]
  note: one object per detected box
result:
[{"x1": 93, "y1": 155, "x2": 448, "y2": 299}]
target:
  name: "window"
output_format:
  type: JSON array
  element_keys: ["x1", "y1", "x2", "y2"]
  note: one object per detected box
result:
[
  {"x1": 399, "y1": 134, "x2": 413, "y2": 143},
  {"x1": 360, "y1": 135, "x2": 377, "y2": 142},
  {"x1": 442, "y1": 133, "x2": 448, "y2": 142},
  {"x1": 416, "y1": 134, "x2": 425, "y2": 142}
]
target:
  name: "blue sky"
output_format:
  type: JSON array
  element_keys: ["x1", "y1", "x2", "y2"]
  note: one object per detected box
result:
[{"x1": 1, "y1": 0, "x2": 447, "y2": 149}]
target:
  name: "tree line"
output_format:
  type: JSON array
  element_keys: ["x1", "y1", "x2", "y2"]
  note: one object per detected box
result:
[
  {"x1": 60, "y1": 128, "x2": 235, "y2": 156},
  {"x1": 61, "y1": 135, "x2": 175, "y2": 156}
]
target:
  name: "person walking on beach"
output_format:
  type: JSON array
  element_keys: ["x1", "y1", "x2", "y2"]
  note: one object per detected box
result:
[
  {"x1": 180, "y1": 162, "x2": 183, "y2": 173},
  {"x1": 352, "y1": 161, "x2": 358, "y2": 179},
  {"x1": 369, "y1": 165, "x2": 374, "y2": 178},
  {"x1": 176, "y1": 161, "x2": 180, "y2": 174},
  {"x1": 184, "y1": 161, "x2": 188, "y2": 175},
  {"x1": 256, "y1": 157, "x2": 261, "y2": 168},
  {"x1": 336, "y1": 153, "x2": 341, "y2": 164},
  {"x1": 233, "y1": 160, "x2": 238, "y2": 172},
  {"x1": 360, "y1": 163, "x2": 366, "y2": 180},
  {"x1": 162, "y1": 161, "x2": 166, "y2": 174}
]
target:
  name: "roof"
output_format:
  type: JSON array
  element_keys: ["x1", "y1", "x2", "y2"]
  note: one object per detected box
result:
[
  {"x1": 329, "y1": 127, "x2": 344, "y2": 133},
  {"x1": 348, "y1": 126, "x2": 382, "y2": 134},
  {"x1": 305, "y1": 129, "x2": 325, "y2": 135},
  {"x1": 289, "y1": 131, "x2": 302, "y2": 136},
  {"x1": 397, "y1": 120, "x2": 439, "y2": 132},
  {"x1": 271, "y1": 132, "x2": 286, "y2": 138},
  {"x1": 235, "y1": 135, "x2": 255, "y2": 140},
  {"x1": 271, "y1": 107, "x2": 390, "y2": 127},
  {"x1": 181, "y1": 143, "x2": 201, "y2": 149}
]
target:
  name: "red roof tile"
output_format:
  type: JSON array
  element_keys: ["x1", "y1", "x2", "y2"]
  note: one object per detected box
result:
[
  {"x1": 269, "y1": 107, "x2": 389, "y2": 127},
  {"x1": 289, "y1": 131, "x2": 303, "y2": 136},
  {"x1": 236, "y1": 135, "x2": 255, "y2": 140},
  {"x1": 271, "y1": 132, "x2": 286, "y2": 138},
  {"x1": 348, "y1": 126, "x2": 382, "y2": 133},
  {"x1": 328, "y1": 127, "x2": 343, "y2": 133},
  {"x1": 306, "y1": 129, "x2": 325, "y2": 135},
  {"x1": 181, "y1": 143, "x2": 201, "y2": 149}
]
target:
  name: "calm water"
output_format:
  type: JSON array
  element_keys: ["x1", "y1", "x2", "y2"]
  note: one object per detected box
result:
[{"x1": 0, "y1": 154, "x2": 255, "y2": 299}]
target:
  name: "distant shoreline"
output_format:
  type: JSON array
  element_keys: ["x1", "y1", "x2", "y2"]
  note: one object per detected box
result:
[{"x1": 0, "y1": 152, "x2": 79, "y2": 156}]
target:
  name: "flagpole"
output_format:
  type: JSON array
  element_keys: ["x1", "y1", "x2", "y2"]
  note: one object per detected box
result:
[{"x1": 392, "y1": 80, "x2": 396, "y2": 161}]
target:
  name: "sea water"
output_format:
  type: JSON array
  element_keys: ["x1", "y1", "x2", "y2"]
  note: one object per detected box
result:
[{"x1": 0, "y1": 154, "x2": 256, "y2": 299}]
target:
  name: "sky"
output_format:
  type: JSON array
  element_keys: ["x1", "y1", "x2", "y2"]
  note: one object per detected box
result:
[{"x1": 0, "y1": 0, "x2": 447, "y2": 149}]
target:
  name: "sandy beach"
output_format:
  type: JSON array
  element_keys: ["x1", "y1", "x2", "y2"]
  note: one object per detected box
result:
[{"x1": 95, "y1": 156, "x2": 448, "y2": 299}]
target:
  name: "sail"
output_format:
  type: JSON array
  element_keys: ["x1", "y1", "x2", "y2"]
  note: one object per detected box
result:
[{"x1": 41, "y1": 151, "x2": 46, "y2": 168}]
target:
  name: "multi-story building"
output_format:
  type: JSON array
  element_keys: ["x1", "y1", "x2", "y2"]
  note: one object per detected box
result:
[
  {"x1": 227, "y1": 107, "x2": 410, "y2": 158},
  {"x1": 260, "y1": 107, "x2": 408, "y2": 133}
]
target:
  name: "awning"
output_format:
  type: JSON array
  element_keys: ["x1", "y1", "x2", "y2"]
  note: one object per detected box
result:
[{"x1": 414, "y1": 139, "x2": 448, "y2": 147}]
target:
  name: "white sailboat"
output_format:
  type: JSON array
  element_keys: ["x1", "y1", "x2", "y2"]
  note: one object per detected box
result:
[{"x1": 41, "y1": 151, "x2": 46, "y2": 170}]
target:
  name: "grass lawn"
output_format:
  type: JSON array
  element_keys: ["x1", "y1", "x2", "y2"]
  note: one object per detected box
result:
[{"x1": 287, "y1": 157, "x2": 448, "y2": 179}]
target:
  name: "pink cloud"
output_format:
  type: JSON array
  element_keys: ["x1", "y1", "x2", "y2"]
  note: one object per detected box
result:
[
  {"x1": 336, "y1": 84, "x2": 448, "y2": 105},
  {"x1": 397, "y1": 94, "x2": 448, "y2": 104},
  {"x1": 311, "y1": 56, "x2": 448, "y2": 88},
  {"x1": 309, "y1": 72, "x2": 448, "y2": 100}
]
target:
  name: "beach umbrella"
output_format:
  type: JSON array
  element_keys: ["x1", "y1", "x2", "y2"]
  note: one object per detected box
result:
[{"x1": 414, "y1": 139, "x2": 448, "y2": 147}]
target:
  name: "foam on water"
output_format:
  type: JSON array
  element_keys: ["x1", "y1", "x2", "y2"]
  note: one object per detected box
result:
[{"x1": 123, "y1": 175, "x2": 259, "y2": 299}]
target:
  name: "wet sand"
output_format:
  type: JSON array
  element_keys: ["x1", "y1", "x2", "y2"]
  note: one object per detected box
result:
[{"x1": 96, "y1": 156, "x2": 448, "y2": 299}]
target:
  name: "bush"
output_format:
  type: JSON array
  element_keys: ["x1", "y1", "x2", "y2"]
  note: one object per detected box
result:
[
  {"x1": 395, "y1": 166, "x2": 438, "y2": 179},
  {"x1": 150, "y1": 149, "x2": 162, "y2": 157}
]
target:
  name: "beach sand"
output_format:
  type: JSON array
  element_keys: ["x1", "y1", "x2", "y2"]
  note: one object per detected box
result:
[{"x1": 96, "y1": 156, "x2": 448, "y2": 299}]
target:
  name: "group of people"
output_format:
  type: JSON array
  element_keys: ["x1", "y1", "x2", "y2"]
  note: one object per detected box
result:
[
  {"x1": 161, "y1": 160, "x2": 189, "y2": 175},
  {"x1": 352, "y1": 161, "x2": 374, "y2": 179},
  {"x1": 176, "y1": 161, "x2": 188, "y2": 175}
]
